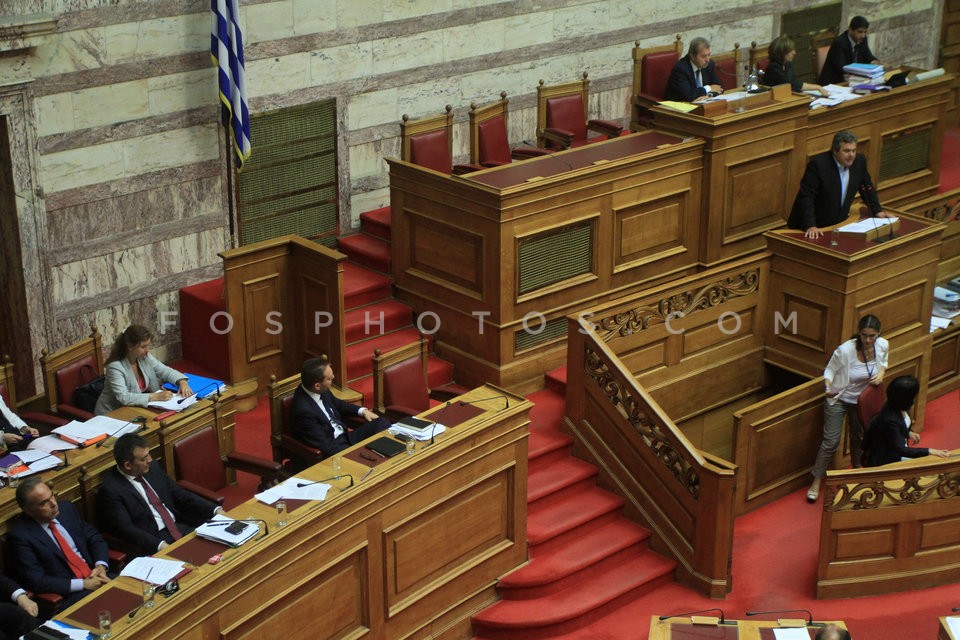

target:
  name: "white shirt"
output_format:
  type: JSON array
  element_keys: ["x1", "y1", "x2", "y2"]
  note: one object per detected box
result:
[
  {"x1": 120, "y1": 468, "x2": 173, "y2": 534},
  {"x1": 834, "y1": 157, "x2": 850, "y2": 207},
  {"x1": 0, "y1": 395, "x2": 27, "y2": 432}
]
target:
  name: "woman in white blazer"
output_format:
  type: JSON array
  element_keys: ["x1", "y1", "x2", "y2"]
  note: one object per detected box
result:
[{"x1": 94, "y1": 325, "x2": 193, "y2": 415}]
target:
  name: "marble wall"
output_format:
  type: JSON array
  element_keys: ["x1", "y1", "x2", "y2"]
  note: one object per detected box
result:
[{"x1": 0, "y1": 0, "x2": 943, "y2": 391}]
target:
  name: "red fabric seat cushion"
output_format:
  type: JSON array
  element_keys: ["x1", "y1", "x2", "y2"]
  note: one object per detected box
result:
[
  {"x1": 642, "y1": 50, "x2": 679, "y2": 99},
  {"x1": 383, "y1": 357, "x2": 429, "y2": 414},
  {"x1": 409, "y1": 130, "x2": 452, "y2": 174},
  {"x1": 857, "y1": 384, "x2": 886, "y2": 427},
  {"x1": 173, "y1": 426, "x2": 227, "y2": 491},
  {"x1": 55, "y1": 356, "x2": 99, "y2": 406},
  {"x1": 477, "y1": 116, "x2": 512, "y2": 166},
  {"x1": 545, "y1": 95, "x2": 587, "y2": 141},
  {"x1": 714, "y1": 57, "x2": 737, "y2": 90}
]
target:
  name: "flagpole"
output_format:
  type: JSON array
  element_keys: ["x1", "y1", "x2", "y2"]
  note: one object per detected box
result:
[{"x1": 223, "y1": 108, "x2": 237, "y2": 247}]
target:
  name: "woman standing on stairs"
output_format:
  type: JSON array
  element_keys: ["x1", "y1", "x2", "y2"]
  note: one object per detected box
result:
[{"x1": 807, "y1": 314, "x2": 887, "y2": 502}]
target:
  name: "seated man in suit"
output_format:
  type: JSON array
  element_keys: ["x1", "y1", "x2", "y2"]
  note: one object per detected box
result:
[
  {"x1": 664, "y1": 37, "x2": 724, "y2": 102},
  {"x1": 0, "y1": 573, "x2": 40, "y2": 636},
  {"x1": 0, "y1": 394, "x2": 40, "y2": 451},
  {"x1": 818, "y1": 15, "x2": 881, "y2": 86},
  {"x1": 289, "y1": 357, "x2": 391, "y2": 457},
  {"x1": 788, "y1": 130, "x2": 887, "y2": 239},
  {"x1": 7, "y1": 476, "x2": 112, "y2": 609},
  {"x1": 97, "y1": 433, "x2": 222, "y2": 556}
]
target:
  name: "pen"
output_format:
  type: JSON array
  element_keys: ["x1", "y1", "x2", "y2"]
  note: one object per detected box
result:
[
  {"x1": 367, "y1": 447, "x2": 385, "y2": 458},
  {"x1": 360, "y1": 467, "x2": 375, "y2": 482}
]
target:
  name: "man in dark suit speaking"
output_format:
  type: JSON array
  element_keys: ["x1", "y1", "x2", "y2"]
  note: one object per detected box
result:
[
  {"x1": 664, "y1": 37, "x2": 724, "y2": 102},
  {"x1": 290, "y1": 357, "x2": 390, "y2": 458},
  {"x1": 788, "y1": 130, "x2": 886, "y2": 239},
  {"x1": 7, "y1": 476, "x2": 112, "y2": 608},
  {"x1": 97, "y1": 433, "x2": 222, "y2": 556}
]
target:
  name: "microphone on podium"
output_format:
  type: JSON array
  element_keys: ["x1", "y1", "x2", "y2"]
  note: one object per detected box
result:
[
  {"x1": 297, "y1": 474, "x2": 354, "y2": 491},
  {"x1": 658, "y1": 608, "x2": 733, "y2": 624},
  {"x1": 423, "y1": 401, "x2": 455, "y2": 449},
  {"x1": 746, "y1": 609, "x2": 823, "y2": 626},
  {"x1": 458, "y1": 394, "x2": 510, "y2": 410}
]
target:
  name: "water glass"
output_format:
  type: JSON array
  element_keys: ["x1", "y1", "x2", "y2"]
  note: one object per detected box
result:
[
  {"x1": 405, "y1": 439, "x2": 416, "y2": 456},
  {"x1": 98, "y1": 610, "x2": 112, "y2": 638},
  {"x1": 331, "y1": 456, "x2": 341, "y2": 474},
  {"x1": 830, "y1": 228, "x2": 840, "y2": 246},
  {"x1": 142, "y1": 582, "x2": 155, "y2": 609},
  {"x1": 275, "y1": 500, "x2": 287, "y2": 528}
]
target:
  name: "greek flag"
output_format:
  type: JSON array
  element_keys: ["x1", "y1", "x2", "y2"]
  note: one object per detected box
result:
[{"x1": 211, "y1": 0, "x2": 251, "y2": 168}]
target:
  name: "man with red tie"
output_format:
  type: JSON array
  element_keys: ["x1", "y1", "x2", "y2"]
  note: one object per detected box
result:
[
  {"x1": 289, "y1": 357, "x2": 391, "y2": 459},
  {"x1": 7, "y1": 476, "x2": 112, "y2": 608},
  {"x1": 97, "y1": 433, "x2": 222, "y2": 556}
]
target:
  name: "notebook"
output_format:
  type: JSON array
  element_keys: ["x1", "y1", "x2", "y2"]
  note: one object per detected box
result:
[{"x1": 366, "y1": 437, "x2": 406, "y2": 458}]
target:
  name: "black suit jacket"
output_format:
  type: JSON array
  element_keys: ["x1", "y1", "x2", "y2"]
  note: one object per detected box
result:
[
  {"x1": 664, "y1": 58, "x2": 720, "y2": 102},
  {"x1": 0, "y1": 573, "x2": 37, "y2": 640},
  {"x1": 818, "y1": 33, "x2": 877, "y2": 85},
  {"x1": 289, "y1": 386, "x2": 365, "y2": 457},
  {"x1": 97, "y1": 465, "x2": 218, "y2": 555},
  {"x1": 7, "y1": 500, "x2": 109, "y2": 596},
  {"x1": 764, "y1": 61, "x2": 802, "y2": 92},
  {"x1": 862, "y1": 405, "x2": 929, "y2": 467},
  {"x1": 788, "y1": 150, "x2": 882, "y2": 230}
]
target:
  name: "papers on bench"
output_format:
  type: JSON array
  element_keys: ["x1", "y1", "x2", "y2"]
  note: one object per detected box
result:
[
  {"x1": 255, "y1": 475, "x2": 331, "y2": 504},
  {"x1": 0, "y1": 450, "x2": 63, "y2": 479},
  {"x1": 120, "y1": 557, "x2": 185, "y2": 585},
  {"x1": 27, "y1": 435, "x2": 78, "y2": 452},
  {"x1": 810, "y1": 84, "x2": 864, "y2": 109},
  {"x1": 52, "y1": 415, "x2": 140, "y2": 447},
  {"x1": 836, "y1": 216, "x2": 899, "y2": 234},
  {"x1": 390, "y1": 416, "x2": 446, "y2": 441},
  {"x1": 195, "y1": 515, "x2": 261, "y2": 547},
  {"x1": 148, "y1": 393, "x2": 198, "y2": 412}
]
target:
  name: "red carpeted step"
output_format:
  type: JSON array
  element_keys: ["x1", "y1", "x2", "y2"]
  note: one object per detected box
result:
[
  {"x1": 544, "y1": 366, "x2": 567, "y2": 395},
  {"x1": 343, "y1": 263, "x2": 392, "y2": 310},
  {"x1": 526, "y1": 485, "x2": 624, "y2": 546},
  {"x1": 527, "y1": 456, "x2": 597, "y2": 503},
  {"x1": 501, "y1": 520, "x2": 652, "y2": 596},
  {"x1": 470, "y1": 548, "x2": 675, "y2": 640},
  {"x1": 528, "y1": 429, "x2": 573, "y2": 464},
  {"x1": 344, "y1": 327, "x2": 428, "y2": 381},
  {"x1": 344, "y1": 300, "x2": 413, "y2": 344},
  {"x1": 338, "y1": 233, "x2": 391, "y2": 274},
  {"x1": 526, "y1": 389, "x2": 566, "y2": 431},
  {"x1": 359, "y1": 206, "x2": 391, "y2": 241}
]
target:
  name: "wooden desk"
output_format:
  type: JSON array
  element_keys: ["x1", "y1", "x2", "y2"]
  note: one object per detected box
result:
[
  {"x1": 0, "y1": 389, "x2": 236, "y2": 536},
  {"x1": 647, "y1": 87, "x2": 811, "y2": 265},
  {"x1": 807, "y1": 73, "x2": 953, "y2": 207},
  {"x1": 648, "y1": 616, "x2": 847, "y2": 639},
  {"x1": 55, "y1": 385, "x2": 531, "y2": 640},
  {"x1": 388, "y1": 131, "x2": 704, "y2": 392}
]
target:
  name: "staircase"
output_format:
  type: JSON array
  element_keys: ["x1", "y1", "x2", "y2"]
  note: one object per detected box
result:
[
  {"x1": 337, "y1": 206, "x2": 461, "y2": 404},
  {"x1": 471, "y1": 370, "x2": 676, "y2": 640}
]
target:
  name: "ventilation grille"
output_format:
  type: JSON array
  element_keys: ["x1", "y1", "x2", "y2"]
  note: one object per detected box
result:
[
  {"x1": 237, "y1": 100, "x2": 339, "y2": 247},
  {"x1": 879, "y1": 128, "x2": 931, "y2": 182},
  {"x1": 514, "y1": 316, "x2": 567, "y2": 352},
  {"x1": 780, "y1": 2, "x2": 842, "y2": 82},
  {"x1": 518, "y1": 223, "x2": 593, "y2": 295}
]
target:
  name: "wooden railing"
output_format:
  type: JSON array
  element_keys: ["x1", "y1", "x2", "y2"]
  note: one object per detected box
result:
[
  {"x1": 566, "y1": 316, "x2": 737, "y2": 598},
  {"x1": 819, "y1": 455, "x2": 960, "y2": 598}
]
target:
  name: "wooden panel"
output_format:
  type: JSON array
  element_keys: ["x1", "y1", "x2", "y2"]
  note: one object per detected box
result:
[
  {"x1": 920, "y1": 515, "x2": 960, "y2": 549},
  {"x1": 241, "y1": 274, "x2": 283, "y2": 362},
  {"x1": 409, "y1": 210, "x2": 484, "y2": 294},
  {"x1": 834, "y1": 527, "x2": 896, "y2": 559},
  {"x1": 615, "y1": 194, "x2": 685, "y2": 265},
  {"x1": 725, "y1": 150, "x2": 790, "y2": 238}
]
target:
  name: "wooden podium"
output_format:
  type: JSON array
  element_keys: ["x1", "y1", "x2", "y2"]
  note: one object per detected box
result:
[
  {"x1": 647, "y1": 85, "x2": 810, "y2": 265},
  {"x1": 648, "y1": 615, "x2": 847, "y2": 639}
]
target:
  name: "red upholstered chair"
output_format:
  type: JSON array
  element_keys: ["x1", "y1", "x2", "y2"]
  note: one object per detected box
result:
[
  {"x1": 712, "y1": 42, "x2": 741, "y2": 91},
  {"x1": 400, "y1": 105, "x2": 482, "y2": 175},
  {"x1": 630, "y1": 35, "x2": 683, "y2": 129},
  {"x1": 38, "y1": 326, "x2": 104, "y2": 421},
  {"x1": 172, "y1": 425, "x2": 281, "y2": 510},
  {"x1": 856, "y1": 383, "x2": 886, "y2": 430},
  {"x1": 0, "y1": 355, "x2": 68, "y2": 432},
  {"x1": 535, "y1": 73, "x2": 622, "y2": 150},
  {"x1": 749, "y1": 40, "x2": 770, "y2": 76},
  {"x1": 469, "y1": 91, "x2": 549, "y2": 167},
  {"x1": 268, "y1": 372, "x2": 364, "y2": 471},
  {"x1": 371, "y1": 338, "x2": 468, "y2": 421}
]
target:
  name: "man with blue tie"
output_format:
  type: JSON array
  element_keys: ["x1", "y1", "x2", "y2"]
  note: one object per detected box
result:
[
  {"x1": 664, "y1": 37, "x2": 724, "y2": 102},
  {"x1": 289, "y1": 357, "x2": 391, "y2": 458},
  {"x1": 788, "y1": 130, "x2": 887, "y2": 239}
]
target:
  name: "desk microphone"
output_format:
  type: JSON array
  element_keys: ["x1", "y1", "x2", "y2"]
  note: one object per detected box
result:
[
  {"x1": 96, "y1": 416, "x2": 147, "y2": 447},
  {"x1": 658, "y1": 608, "x2": 732, "y2": 624},
  {"x1": 746, "y1": 609, "x2": 823, "y2": 626},
  {"x1": 178, "y1": 381, "x2": 222, "y2": 404},
  {"x1": 297, "y1": 474, "x2": 354, "y2": 490},
  {"x1": 423, "y1": 401, "x2": 454, "y2": 449},
  {"x1": 237, "y1": 517, "x2": 270, "y2": 540},
  {"x1": 952, "y1": 607, "x2": 960, "y2": 612},
  {"x1": 458, "y1": 395, "x2": 510, "y2": 410},
  {"x1": 521, "y1": 140, "x2": 575, "y2": 173}
]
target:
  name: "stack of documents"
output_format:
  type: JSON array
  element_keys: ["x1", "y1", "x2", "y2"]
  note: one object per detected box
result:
[
  {"x1": 809, "y1": 85, "x2": 864, "y2": 109},
  {"x1": 844, "y1": 62, "x2": 884, "y2": 82},
  {"x1": 195, "y1": 516, "x2": 261, "y2": 547},
  {"x1": 120, "y1": 557, "x2": 186, "y2": 585},
  {"x1": 52, "y1": 415, "x2": 140, "y2": 446},
  {"x1": 255, "y1": 476, "x2": 332, "y2": 504},
  {"x1": 390, "y1": 416, "x2": 446, "y2": 441},
  {"x1": 0, "y1": 450, "x2": 63, "y2": 478},
  {"x1": 148, "y1": 393, "x2": 198, "y2": 412},
  {"x1": 163, "y1": 373, "x2": 226, "y2": 399}
]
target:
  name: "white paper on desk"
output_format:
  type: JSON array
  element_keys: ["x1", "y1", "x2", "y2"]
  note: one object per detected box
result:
[
  {"x1": 52, "y1": 416, "x2": 125, "y2": 441},
  {"x1": 120, "y1": 557, "x2": 185, "y2": 585},
  {"x1": 195, "y1": 515, "x2": 260, "y2": 547},
  {"x1": 389, "y1": 424, "x2": 446, "y2": 441},
  {"x1": 946, "y1": 616, "x2": 960, "y2": 638},
  {"x1": 38, "y1": 620, "x2": 90, "y2": 640},
  {"x1": 148, "y1": 393, "x2": 198, "y2": 412},
  {"x1": 22, "y1": 451, "x2": 63, "y2": 474},
  {"x1": 26, "y1": 434, "x2": 78, "y2": 452},
  {"x1": 255, "y1": 476, "x2": 331, "y2": 504},
  {"x1": 932, "y1": 316, "x2": 953, "y2": 331},
  {"x1": 773, "y1": 629, "x2": 812, "y2": 640},
  {"x1": 837, "y1": 217, "x2": 898, "y2": 234},
  {"x1": 712, "y1": 90, "x2": 749, "y2": 102}
]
